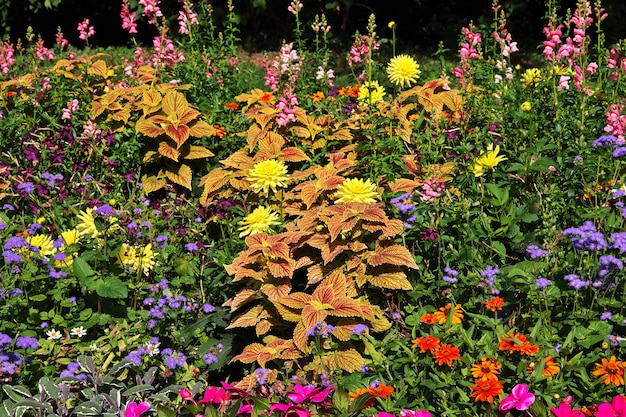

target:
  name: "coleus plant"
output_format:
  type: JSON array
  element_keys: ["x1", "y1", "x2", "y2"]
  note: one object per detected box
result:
[{"x1": 90, "y1": 64, "x2": 220, "y2": 193}]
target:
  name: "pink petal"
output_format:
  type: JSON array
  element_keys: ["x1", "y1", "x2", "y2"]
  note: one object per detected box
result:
[{"x1": 499, "y1": 395, "x2": 518, "y2": 412}]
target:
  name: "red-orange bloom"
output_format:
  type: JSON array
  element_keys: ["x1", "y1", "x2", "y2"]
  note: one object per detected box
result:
[
  {"x1": 592, "y1": 356, "x2": 625, "y2": 386},
  {"x1": 484, "y1": 296, "x2": 505, "y2": 312},
  {"x1": 518, "y1": 341, "x2": 539, "y2": 356},
  {"x1": 349, "y1": 387, "x2": 376, "y2": 409},
  {"x1": 224, "y1": 102, "x2": 239, "y2": 110},
  {"x1": 369, "y1": 382, "x2": 394, "y2": 398},
  {"x1": 527, "y1": 356, "x2": 560, "y2": 380},
  {"x1": 432, "y1": 303, "x2": 464, "y2": 325},
  {"x1": 469, "y1": 379, "x2": 503, "y2": 403},
  {"x1": 498, "y1": 331, "x2": 528, "y2": 353},
  {"x1": 259, "y1": 92, "x2": 275, "y2": 104},
  {"x1": 213, "y1": 125, "x2": 226, "y2": 138},
  {"x1": 411, "y1": 335, "x2": 441, "y2": 353},
  {"x1": 471, "y1": 357, "x2": 501, "y2": 381},
  {"x1": 433, "y1": 343, "x2": 461, "y2": 366},
  {"x1": 420, "y1": 313, "x2": 438, "y2": 325}
]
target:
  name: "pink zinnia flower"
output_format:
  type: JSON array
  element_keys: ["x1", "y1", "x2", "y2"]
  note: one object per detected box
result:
[{"x1": 499, "y1": 384, "x2": 535, "y2": 411}]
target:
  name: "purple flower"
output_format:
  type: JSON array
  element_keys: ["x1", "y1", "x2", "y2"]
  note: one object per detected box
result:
[
  {"x1": 254, "y1": 367, "x2": 269, "y2": 385},
  {"x1": 592, "y1": 135, "x2": 620, "y2": 147},
  {"x1": 203, "y1": 304, "x2": 215, "y2": 313},
  {"x1": 184, "y1": 242, "x2": 199, "y2": 252},
  {"x1": 203, "y1": 352, "x2": 218, "y2": 365},
  {"x1": 390, "y1": 193, "x2": 416, "y2": 214},
  {"x1": 93, "y1": 204, "x2": 115, "y2": 217},
  {"x1": 599, "y1": 255, "x2": 623, "y2": 277},
  {"x1": 613, "y1": 147, "x2": 626, "y2": 158},
  {"x1": 600, "y1": 311, "x2": 613, "y2": 321},
  {"x1": 499, "y1": 384, "x2": 535, "y2": 411},
  {"x1": 15, "y1": 336, "x2": 38, "y2": 349},
  {"x1": 526, "y1": 244, "x2": 548, "y2": 259},
  {"x1": 16, "y1": 182, "x2": 34, "y2": 194},
  {"x1": 535, "y1": 278, "x2": 552, "y2": 288},
  {"x1": 443, "y1": 266, "x2": 459, "y2": 283},
  {"x1": 350, "y1": 324, "x2": 368, "y2": 335},
  {"x1": 563, "y1": 221, "x2": 608, "y2": 251},
  {"x1": 307, "y1": 322, "x2": 334, "y2": 338}
]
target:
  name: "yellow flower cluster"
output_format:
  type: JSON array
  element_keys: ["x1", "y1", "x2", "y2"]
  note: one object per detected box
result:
[
  {"x1": 247, "y1": 159, "x2": 289, "y2": 195},
  {"x1": 117, "y1": 243, "x2": 156, "y2": 276},
  {"x1": 334, "y1": 178, "x2": 378, "y2": 204}
]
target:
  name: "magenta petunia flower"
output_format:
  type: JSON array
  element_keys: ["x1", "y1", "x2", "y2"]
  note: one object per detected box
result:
[
  {"x1": 550, "y1": 402, "x2": 585, "y2": 417},
  {"x1": 124, "y1": 401, "x2": 150, "y2": 417},
  {"x1": 499, "y1": 384, "x2": 535, "y2": 411},
  {"x1": 596, "y1": 395, "x2": 626, "y2": 417}
]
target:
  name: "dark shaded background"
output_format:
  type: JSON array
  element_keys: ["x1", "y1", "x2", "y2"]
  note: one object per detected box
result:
[{"x1": 4, "y1": 0, "x2": 626, "y2": 56}]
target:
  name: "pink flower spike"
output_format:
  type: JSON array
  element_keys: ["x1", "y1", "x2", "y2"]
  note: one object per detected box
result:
[
  {"x1": 124, "y1": 401, "x2": 150, "y2": 417},
  {"x1": 596, "y1": 395, "x2": 626, "y2": 417},
  {"x1": 499, "y1": 384, "x2": 535, "y2": 411}
]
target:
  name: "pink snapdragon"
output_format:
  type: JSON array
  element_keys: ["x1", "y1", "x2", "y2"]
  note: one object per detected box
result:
[
  {"x1": 604, "y1": 103, "x2": 626, "y2": 138},
  {"x1": 139, "y1": 0, "x2": 163, "y2": 25},
  {"x1": 152, "y1": 34, "x2": 185, "y2": 68},
  {"x1": 62, "y1": 99, "x2": 79, "y2": 120},
  {"x1": 82, "y1": 120, "x2": 101, "y2": 138},
  {"x1": 542, "y1": 23, "x2": 563, "y2": 61},
  {"x1": 121, "y1": 0, "x2": 138, "y2": 34},
  {"x1": 77, "y1": 18, "x2": 95, "y2": 42},
  {"x1": 0, "y1": 40, "x2": 16, "y2": 74},
  {"x1": 178, "y1": 1, "x2": 199, "y2": 35},
  {"x1": 34, "y1": 39, "x2": 54, "y2": 61},
  {"x1": 55, "y1": 28, "x2": 68, "y2": 49},
  {"x1": 347, "y1": 34, "x2": 379, "y2": 67},
  {"x1": 287, "y1": 0, "x2": 302, "y2": 15},
  {"x1": 264, "y1": 42, "x2": 301, "y2": 91},
  {"x1": 276, "y1": 91, "x2": 298, "y2": 126},
  {"x1": 315, "y1": 66, "x2": 335, "y2": 86}
]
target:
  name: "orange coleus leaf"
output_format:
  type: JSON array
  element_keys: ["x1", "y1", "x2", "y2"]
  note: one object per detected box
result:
[
  {"x1": 136, "y1": 117, "x2": 164, "y2": 138},
  {"x1": 227, "y1": 304, "x2": 271, "y2": 329},
  {"x1": 260, "y1": 281, "x2": 291, "y2": 300},
  {"x1": 267, "y1": 258, "x2": 296, "y2": 278},
  {"x1": 158, "y1": 141, "x2": 180, "y2": 161},
  {"x1": 198, "y1": 168, "x2": 232, "y2": 198},
  {"x1": 87, "y1": 60, "x2": 111, "y2": 78},
  {"x1": 281, "y1": 146, "x2": 310, "y2": 162},
  {"x1": 110, "y1": 106, "x2": 131, "y2": 124},
  {"x1": 222, "y1": 288, "x2": 259, "y2": 311},
  {"x1": 389, "y1": 178, "x2": 422, "y2": 193},
  {"x1": 164, "y1": 124, "x2": 191, "y2": 148},
  {"x1": 184, "y1": 145, "x2": 215, "y2": 159},
  {"x1": 165, "y1": 164, "x2": 192, "y2": 190},
  {"x1": 365, "y1": 269, "x2": 413, "y2": 290},
  {"x1": 322, "y1": 348, "x2": 365, "y2": 373},
  {"x1": 189, "y1": 119, "x2": 219, "y2": 138},
  {"x1": 368, "y1": 243, "x2": 419, "y2": 269},
  {"x1": 141, "y1": 90, "x2": 162, "y2": 114},
  {"x1": 141, "y1": 174, "x2": 167, "y2": 194}
]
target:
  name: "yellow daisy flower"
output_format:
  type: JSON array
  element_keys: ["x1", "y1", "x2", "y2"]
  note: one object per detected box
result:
[
  {"x1": 469, "y1": 144, "x2": 507, "y2": 177},
  {"x1": 76, "y1": 207, "x2": 98, "y2": 237},
  {"x1": 387, "y1": 54, "x2": 421, "y2": 88},
  {"x1": 358, "y1": 80, "x2": 386, "y2": 104},
  {"x1": 118, "y1": 243, "x2": 156, "y2": 276},
  {"x1": 247, "y1": 159, "x2": 289, "y2": 195},
  {"x1": 238, "y1": 206, "x2": 281, "y2": 237},
  {"x1": 334, "y1": 178, "x2": 378, "y2": 204}
]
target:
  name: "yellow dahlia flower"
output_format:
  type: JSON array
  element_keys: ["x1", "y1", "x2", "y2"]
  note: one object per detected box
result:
[
  {"x1": 27, "y1": 234, "x2": 55, "y2": 256},
  {"x1": 247, "y1": 159, "x2": 289, "y2": 195},
  {"x1": 358, "y1": 81, "x2": 386, "y2": 104},
  {"x1": 76, "y1": 207, "x2": 98, "y2": 237},
  {"x1": 334, "y1": 178, "x2": 378, "y2": 204},
  {"x1": 521, "y1": 68, "x2": 541, "y2": 88},
  {"x1": 118, "y1": 243, "x2": 156, "y2": 276},
  {"x1": 238, "y1": 206, "x2": 281, "y2": 237},
  {"x1": 387, "y1": 54, "x2": 421, "y2": 88}
]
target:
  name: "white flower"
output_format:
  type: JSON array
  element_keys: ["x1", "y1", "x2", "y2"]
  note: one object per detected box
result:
[
  {"x1": 145, "y1": 343, "x2": 160, "y2": 356},
  {"x1": 89, "y1": 344, "x2": 100, "y2": 351},
  {"x1": 70, "y1": 326, "x2": 87, "y2": 338},
  {"x1": 46, "y1": 329, "x2": 62, "y2": 340}
]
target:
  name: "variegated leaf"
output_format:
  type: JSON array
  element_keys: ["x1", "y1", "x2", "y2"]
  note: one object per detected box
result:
[
  {"x1": 368, "y1": 243, "x2": 418, "y2": 269},
  {"x1": 141, "y1": 174, "x2": 167, "y2": 194},
  {"x1": 184, "y1": 145, "x2": 214, "y2": 159},
  {"x1": 158, "y1": 141, "x2": 180, "y2": 161}
]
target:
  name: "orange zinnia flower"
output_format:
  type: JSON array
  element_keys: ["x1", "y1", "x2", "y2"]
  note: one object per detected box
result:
[
  {"x1": 432, "y1": 303, "x2": 464, "y2": 325},
  {"x1": 471, "y1": 357, "x2": 501, "y2": 381},
  {"x1": 469, "y1": 379, "x2": 503, "y2": 403},
  {"x1": 484, "y1": 296, "x2": 505, "y2": 312},
  {"x1": 311, "y1": 91, "x2": 324, "y2": 103},
  {"x1": 527, "y1": 356, "x2": 560, "y2": 379},
  {"x1": 592, "y1": 356, "x2": 625, "y2": 386},
  {"x1": 498, "y1": 331, "x2": 528, "y2": 353},
  {"x1": 518, "y1": 341, "x2": 539, "y2": 356},
  {"x1": 349, "y1": 387, "x2": 376, "y2": 409},
  {"x1": 369, "y1": 382, "x2": 393, "y2": 398},
  {"x1": 420, "y1": 313, "x2": 438, "y2": 325},
  {"x1": 433, "y1": 343, "x2": 461, "y2": 366},
  {"x1": 224, "y1": 102, "x2": 239, "y2": 110},
  {"x1": 212, "y1": 125, "x2": 226, "y2": 138},
  {"x1": 412, "y1": 335, "x2": 440, "y2": 353}
]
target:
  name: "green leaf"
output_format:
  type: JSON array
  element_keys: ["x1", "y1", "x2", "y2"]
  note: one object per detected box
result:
[
  {"x1": 95, "y1": 277, "x2": 128, "y2": 299},
  {"x1": 30, "y1": 294, "x2": 47, "y2": 302},
  {"x1": 485, "y1": 183, "x2": 510, "y2": 206},
  {"x1": 38, "y1": 377, "x2": 60, "y2": 399},
  {"x1": 73, "y1": 257, "x2": 96, "y2": 281},
  {"x1": 122, "y1": 385, "x2": 154, "y2": 396},
  {"x1": 2, "y1": 385, "x2": 32, "y2": 402}
]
